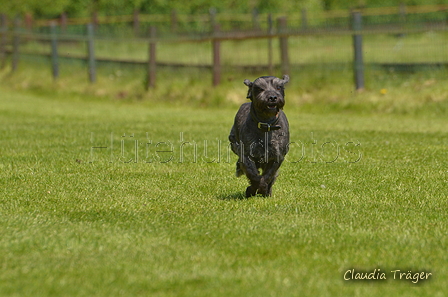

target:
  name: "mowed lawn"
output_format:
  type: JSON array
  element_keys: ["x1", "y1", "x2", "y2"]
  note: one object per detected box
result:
[{"x1": 0, "y1": 87, "x2": 447, "y2": 296}]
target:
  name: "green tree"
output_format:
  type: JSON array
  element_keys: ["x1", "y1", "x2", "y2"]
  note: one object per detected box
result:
[{"x1": 0, "y1": 0, "x2": 70, "y2": 17}]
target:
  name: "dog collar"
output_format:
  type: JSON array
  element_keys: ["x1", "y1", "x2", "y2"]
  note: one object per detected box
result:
[
  {"x1": 257, "y1": 121, "x2": 281, "y2": 132},
  {"x1": 250, "y1": 104, "x2": 282, "y2": 132}
]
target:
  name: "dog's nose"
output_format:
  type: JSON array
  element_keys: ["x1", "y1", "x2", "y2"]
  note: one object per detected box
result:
[{"x1": 269, "y1": 95, "x2": 277, "y2": 102}]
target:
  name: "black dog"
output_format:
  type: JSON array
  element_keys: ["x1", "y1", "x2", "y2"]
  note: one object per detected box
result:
[{"x1": 229, "y1": 75, "x2": 290, "y2": 197}]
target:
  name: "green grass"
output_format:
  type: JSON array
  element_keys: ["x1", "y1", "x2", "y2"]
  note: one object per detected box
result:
[
  {"x1": 1, "y1": 59, "x2": 448, "y2": 296},
  {"x1": 3, "y1": 52, "x2": 448, "y2": 115}
]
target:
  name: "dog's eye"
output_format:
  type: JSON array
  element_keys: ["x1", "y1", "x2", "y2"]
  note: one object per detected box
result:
[{"x1": 276, "y1": 86, "x2": 283, "y2": 91}]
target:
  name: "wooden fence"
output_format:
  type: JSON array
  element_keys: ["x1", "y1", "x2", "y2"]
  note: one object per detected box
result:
[{"x1": 0, "y1": 7, "x2": 447, "y2": 90}]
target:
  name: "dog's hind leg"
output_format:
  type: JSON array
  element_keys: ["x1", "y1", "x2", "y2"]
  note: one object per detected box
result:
[
  {"x1": 266, "y1": 177, "x2": 277, "y2": 196},
  {"x1": 235, "y1": 162, "x2": 244, "y2": 177}
]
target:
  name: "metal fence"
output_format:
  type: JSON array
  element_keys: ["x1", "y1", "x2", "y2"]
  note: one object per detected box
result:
[{"x1": 1, "y1": 5, "x2": 447, "y2": 89}]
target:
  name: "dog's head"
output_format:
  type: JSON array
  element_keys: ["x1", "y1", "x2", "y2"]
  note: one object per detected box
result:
[{"x1": 244, "y1": 75, "x2": 289, "y2": 116}]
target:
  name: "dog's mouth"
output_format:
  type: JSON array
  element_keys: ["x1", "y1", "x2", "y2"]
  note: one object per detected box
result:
[{"x1": 266, "y1": 103, "x2": 278, "y2": 110}]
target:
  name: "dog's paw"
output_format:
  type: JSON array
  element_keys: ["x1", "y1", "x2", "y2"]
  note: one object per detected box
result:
[
  {"x1": 257, "y1": 179, "x2": 271, "y2": 197},
  {"x1": 257, "y1": 185, "x2": 269, "y2": 197},
  {"x1": 245, "y1": 186, "x2": 257, "y2": 198}
]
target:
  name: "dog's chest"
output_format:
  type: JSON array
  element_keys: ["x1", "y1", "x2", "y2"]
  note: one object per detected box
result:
[{"x1": 244, "y1": 130, "x2": 288, "y2": 162}]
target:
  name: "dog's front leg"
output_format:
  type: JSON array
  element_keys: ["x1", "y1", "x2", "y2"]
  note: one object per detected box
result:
[
  {"x1": 258, "y1": 161, "x2": 282, "y2": 196},
  {"x1": 239, "y1": 156, "x2": 261, "y2": 197}
]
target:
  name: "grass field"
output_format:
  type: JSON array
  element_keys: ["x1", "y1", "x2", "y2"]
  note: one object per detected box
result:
[{"x1": 1, "y1": 59, "x2": 447, "y2": 296}]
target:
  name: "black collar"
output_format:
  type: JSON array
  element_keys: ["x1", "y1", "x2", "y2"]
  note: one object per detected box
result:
[{"x1": 250, "y1": 103, "x2": 282, "y2": 132}]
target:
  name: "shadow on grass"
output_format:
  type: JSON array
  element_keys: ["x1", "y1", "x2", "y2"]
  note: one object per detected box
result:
[{"x1": 217, "y1": 192, "x2": 247, "y2": 200}]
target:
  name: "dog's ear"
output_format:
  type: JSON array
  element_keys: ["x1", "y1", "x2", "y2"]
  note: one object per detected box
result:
[
  {"x1": 244, "y1": 79, "x2": 254, "y2": 100},
  {"x1": 281, "y1": 75, "x2": 290, "y2": 85}
]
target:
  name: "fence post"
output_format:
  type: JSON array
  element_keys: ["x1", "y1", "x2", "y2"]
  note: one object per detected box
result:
[
  {"x1": 301, "y1": 9, "x2": 308, "y2": 30},
  {"x1": 50, "y1": 22, "x2": 59, "y2": 80},
  {"x1": 399, "y1": 3, "x2": 407, "y2": 23},
  {"x1": 12, "y1": 17, "x2": 21, "y2": 73},
  {"x1": 60, "y1": 13, "x2": 67, "y2": 33},
  {"x1": 352, "y1": 11, "x2": 364, "y2": 91},
  {"x1": 0, "y1": 14, "x2": 6, "y2": 69},
  {"x1": 133, "y1": 9, "x2": 140, "y2": 36},
  {"x1": 25, "y1": 13, "x2": 33, "y2": 33},
  {"x1": 147, "y1": 26, "x2": 157, "y2": 89},
  {"x1": 91, "y1": 11, "x2": 99, "y2": 30},
  {"x1": 171, "y1": 10, "x2": 178, "y2": 33},
  {"x1": 252, "y1": 8, "x2": 260, "y2": 31},
  {"x1": 209, "y1": 8, "x2": 217, "y2": 31},
  {"x1": 87, "y1": 23, "x2": 96, "y2": 83},
  {"x1": 277, "y1": 17, "x2": 290, "y2": 75},
  {"x1": 212, "y1": 24, "x2": 221, "y2": 87},
  {"x1": 399, "y1": 3, "x2": 407, "y2": 37},
  {"x1": 267, "y1": 14, "x2": 274, "y2": 76}
]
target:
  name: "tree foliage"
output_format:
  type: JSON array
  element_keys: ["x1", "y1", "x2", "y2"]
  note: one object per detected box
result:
[
  {"x1": 1, "y1": 0, "x2": 447, "y2": 18},
  {"x1": 0, "y1": 0, "x2": 71, "y2": 17}
]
